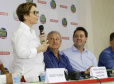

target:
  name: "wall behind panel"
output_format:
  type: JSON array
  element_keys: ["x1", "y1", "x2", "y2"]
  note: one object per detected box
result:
[{"x1": 91, "y1": 0, "x2": 114, "y2": 61}]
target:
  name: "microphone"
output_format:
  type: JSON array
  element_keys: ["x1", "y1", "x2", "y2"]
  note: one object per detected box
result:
[
  {"x1": 39, "y1": 25, "x2": 45, "y2": 42},
  {"x1": 39, "y1": 25, "x2": 44, "y2": 35}
]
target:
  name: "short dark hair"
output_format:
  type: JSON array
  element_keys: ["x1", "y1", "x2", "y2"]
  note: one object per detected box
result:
[
  {"x1": 110, "y1": 32, "x2": 114, "y2": 41},
  {"x1": 73, "y1": 27, "x2": 88, "y2": 37},
  {"x1": 16, "y1": 2, "x2": 36, "y2": 22}
]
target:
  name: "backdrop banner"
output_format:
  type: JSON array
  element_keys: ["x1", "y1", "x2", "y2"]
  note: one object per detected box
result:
[{"x1": 0, "y1": 0, "x2": 79, "y2": 72}]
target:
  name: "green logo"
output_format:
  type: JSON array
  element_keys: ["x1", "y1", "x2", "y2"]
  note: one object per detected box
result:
[
  {"x1": 62, "y1": 18, "x2": 67, "y2": 27},
  {"x1": 71, "y1": 4, "x2": 76, "y2": 13},
  {"x1": 26, "y1": 0, "x2": 33, "y2": 2},
  {"x1": 0, "y1": 28, "x2": 7, "y2": 39},
  {"x1": 50, "y1": 0, "x2": 56, "y2": 9},
  {"x1": 40, "y1": 14, "x2": 46, "y2": 24}
]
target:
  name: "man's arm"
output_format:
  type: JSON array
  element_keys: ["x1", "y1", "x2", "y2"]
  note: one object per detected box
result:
[
  {"x1": 43, "y1": 53, "x2": 54, "y2": 69},
  {"x1": 92, "y1": 54, "x2": 97, "y2": 67},
  {"x1": 85, "y1": 53, "x2": 97, "y2": 73},
  {"x1": 64, "y1": 54, "x2": 75, "y2": 73},
  {"x1": 99, "y1": 52, "x2": 114, "y2": 69},
  {"x1": 0, "y1": 64, "x2": 7, "y2": 74}
]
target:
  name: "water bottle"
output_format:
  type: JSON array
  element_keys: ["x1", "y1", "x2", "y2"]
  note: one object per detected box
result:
[
  {"x1": 12, "y1": 73, "x2": 21, "y2": 84},
  {"x1": 39, "y1": 72, "x2": 46, "y2": 82}
]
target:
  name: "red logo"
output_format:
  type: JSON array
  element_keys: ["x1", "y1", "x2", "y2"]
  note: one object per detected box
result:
[
  {"x1": 50, "y1": 19, "x2": 58, "y2": 23},
  {"x1": 37, "y1": 0, "x2": 46, "y2": 4},
  {"x1": 0, "y1": 51, "x2": 10, "y2": 55},
  {"x1": 62, "y1": 37, "x2": 69, "y2": 40},
  {"x1": 71, "y1": 22, "x2": 78, "y2": 25},
  {"x1": 0, "y1": 12, "x2": 8, "y2": 16},
  {"x1": 60, "y1": 5, "x2": 67, "y2": 9}
]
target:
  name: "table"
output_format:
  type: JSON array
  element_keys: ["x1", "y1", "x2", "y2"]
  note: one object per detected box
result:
[{"x1": 23, "y1": 77, "x2": 114, "y2": 84}]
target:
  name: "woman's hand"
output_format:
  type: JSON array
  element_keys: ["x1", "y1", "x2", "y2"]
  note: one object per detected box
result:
[{"x1": 36, "y1": 40, "x2": 49, "y2": 53}]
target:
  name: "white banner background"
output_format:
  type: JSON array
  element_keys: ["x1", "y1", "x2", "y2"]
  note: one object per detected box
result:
[{"x1": 0, "y1": 0, "x2": 79, "y2": 72}]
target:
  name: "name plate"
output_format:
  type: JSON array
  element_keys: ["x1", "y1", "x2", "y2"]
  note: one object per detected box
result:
[
  {"x1": 90, "y1": 67, "x2": 108, "y2": 79},
  {"x1": 0, "y1": 75, "x2": 6, "y2": 83},
  {"x1": 45, "y1": 68, "x2": 66, "y2": 83}
]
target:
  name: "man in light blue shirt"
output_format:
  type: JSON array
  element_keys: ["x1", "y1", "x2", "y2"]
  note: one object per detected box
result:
[{"x1": 63, "y1": 27, "x2": 97, "y2": 72}]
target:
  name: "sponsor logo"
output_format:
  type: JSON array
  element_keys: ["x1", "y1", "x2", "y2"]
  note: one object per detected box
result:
[
  {"x1": 62, "y1": 37, "x2": 69, "y2": 40},
  {"x1": 13, "y1": 11, "x2": 19, "y2": 21},
  {"x1": 0, "y1": 12, "x2": 8, "y2": 16},
  {"x1": 50, "y1": 0, "x2": 56, "y2": 9},
  {"x1": 40, "y1": 14, "x2": 46, "y2": 24},
  {"x1": 71, "y1": 22, "x2": 78, "y2": 25},
  {"x1": 26, "y1": 0, "x2": 33, "y2": 2},
  {"x1": 0, "y1": 51, "x2": 10, "y2": 55},
  {"x1": 50, "y1": 19, "x2": 58, "y2": 23},
  {"x1": 60, "y1": 5, "x2": 67, "y2": 9},
  {"x1": 71, "y1": 4, "x2": 76, "y2": 13},
  {"x1": 37, "y1": 0, "x2": 46, "y2": 4},
  {"x1": 62, "y1": 18, "x2": 67, "y2": 27},
  {"x1": 0, "y1": 27, "x2": 7, "y2": 39}
]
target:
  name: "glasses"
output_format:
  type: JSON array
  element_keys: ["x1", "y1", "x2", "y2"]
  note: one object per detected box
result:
[
  {"x1": 30, "y1": 11, "x2": 39, "y2": 16},
  {"x1": 49, "y1": 37, "x2": 61, "y2": 41}
]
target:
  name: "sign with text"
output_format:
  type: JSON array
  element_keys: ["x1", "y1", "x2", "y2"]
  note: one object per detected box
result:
[
  {"x1": 90, "y1": 67, "x2": 108, "y2": 79},
  {"x1": 45, "y1": 68, "x2": 66, "y2": 83},
  {"x1": 0, "y1": 75, "x2": 6, "y2": 83}
]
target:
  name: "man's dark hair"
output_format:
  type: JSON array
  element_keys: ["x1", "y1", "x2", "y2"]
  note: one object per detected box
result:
[
  {"x1": 110, "y1": 32, "x2": 114, "y2": 41},
  {"x1": 73, "y1": 27, "x2": 88, "y2": 37}
]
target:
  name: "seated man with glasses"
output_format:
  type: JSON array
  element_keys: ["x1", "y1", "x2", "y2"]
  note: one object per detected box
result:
[{"x1": 43, "y1": 31, "x2": 75, "y2": 74}]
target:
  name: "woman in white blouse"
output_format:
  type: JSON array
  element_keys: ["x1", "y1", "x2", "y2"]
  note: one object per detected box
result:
[{"x1": 11, "y1": 2, "x2": 49, "y2": 82}]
